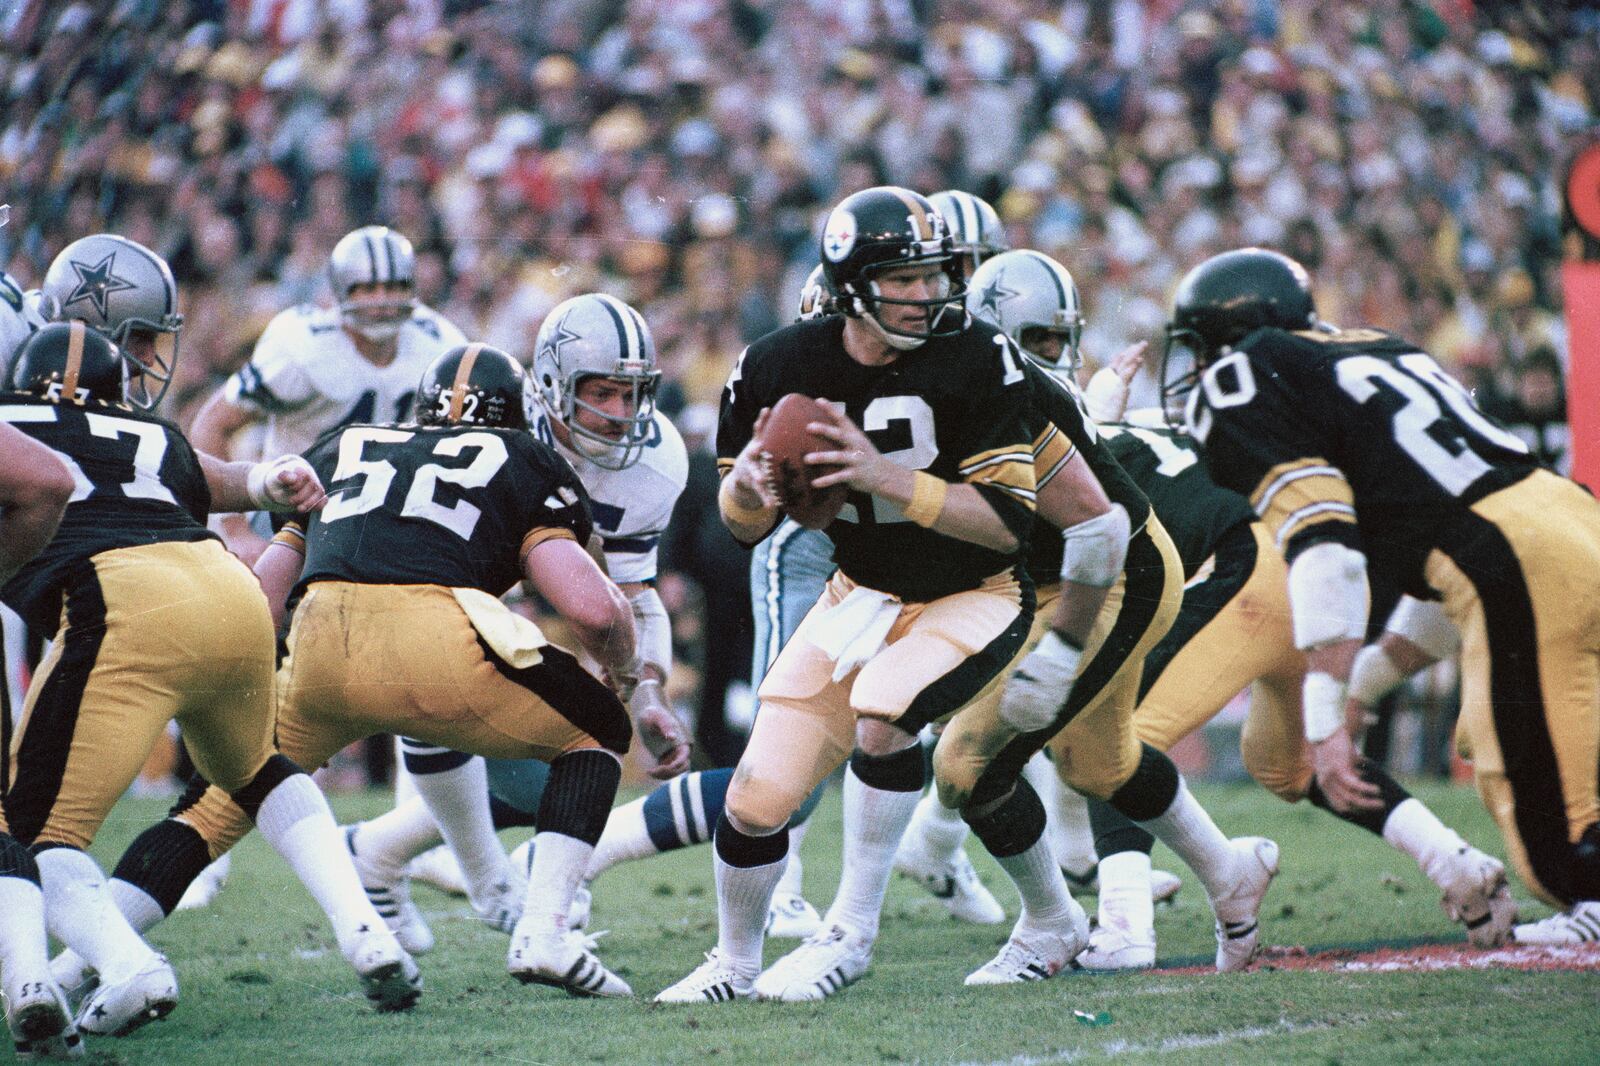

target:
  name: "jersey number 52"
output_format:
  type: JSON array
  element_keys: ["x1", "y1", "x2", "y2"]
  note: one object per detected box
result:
[{"x1": 321, "y1": 427, "x2": 509, "y2": 540}]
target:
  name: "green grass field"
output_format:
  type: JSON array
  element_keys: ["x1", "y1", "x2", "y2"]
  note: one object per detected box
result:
[{"x1": 75, "y1": 779, "x2": 1597, "y2": 1065}]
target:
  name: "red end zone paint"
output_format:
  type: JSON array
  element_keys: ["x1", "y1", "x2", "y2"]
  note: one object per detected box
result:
[
  {"x1": 1156, "y1": 941, "x2": 1600, "y2": 975},
  {"x1": 1564, "y1": 261, "x2": 1600, "y2": 493}
]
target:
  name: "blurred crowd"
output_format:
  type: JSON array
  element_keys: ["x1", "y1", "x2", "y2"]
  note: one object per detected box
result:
[{"x1": 2, "y1": 0, "x2": 1593, "y2": 765}]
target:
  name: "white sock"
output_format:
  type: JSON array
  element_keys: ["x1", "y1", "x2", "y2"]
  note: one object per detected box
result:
[
  {"x1": 109, "y1": 877, "x2": 165, "y2": 934},
  {"x1": 822, "y1": 766, "x2": 922, "y2": 942},
  {"x1": 994, "y1": 837, "x2": 1079, "y2": 928},
  {"x1": 585, "y1": 797, "x2": 652, "y2": 881},
  {"x1": 1035, "y1": 764, "x2": 1097, "y2": 876},
  {"x1": 905, "y1": 789, "x2": 968, "y2": 864},
  {"x1": 1096, "y1": 851, "x2": 1155, "y2": 935},
  {"x1": 516, "y1": 832, "x2": 591, "y2": 945},
  {"x1": 1382, "y1": 798, "x2": 1469, "y2": 887},
  {"x1": 774, "y1": 818, "x2": 810, "y2": 896},
  {"x1": 0, "y1": 874, "x2": 52, "y2": 1000},
  {"x1": 714, "y1": 847, "x2": 784, "y2": 977},
  {"x1": 393, "y1": 739, "x2": 417, "y2": 802},
  {"x1": 37, "y1": 848, "x2": 156, "y2": 986},
  {"x1": 410, "y1": 756, "x2": 511, "y2": 909},
  {"x1": 254, "y1": 773, "x2": 388, "y2": 951},
  {"x1": 1139, "y1": 780, "x2": 1237, "y2": 899},
  {"x1": 354, "y1": 798, "x2": 444, "y2": 877}
]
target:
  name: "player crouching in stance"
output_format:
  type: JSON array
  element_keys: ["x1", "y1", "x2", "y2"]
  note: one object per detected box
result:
[
  {"x1": 87, "y1": 344, "x2": 678, "y2": 998},
  {"x1": 656, "y1": 187, "x2": 1043, "y2": 1003},
  {"x1": 2, "y1": 322, "x2": 420, "y2": 1045},
  {"x1": 1165, "y1": 248, "x2": 1600, "y2": 950}
]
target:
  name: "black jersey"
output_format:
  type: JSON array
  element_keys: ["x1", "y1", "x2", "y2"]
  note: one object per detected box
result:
[
  {"x1": 291, "y1": 422, "x2": 593, "y2": 600},
  {"x1": 719, "y1": 315, "x2": 1036, "y2": 601},
  {"x1": 1020, "y1": 362, "x2": 1151, "y2": 585},
  {"x1": 1101, "y1": 423, "x2": 1255, "y2": 581},
  {"x1": 0, "y1": 394, "x2": 214, "y2": 636},
  {"x1": 1186, "y1": 327, "x2": 1538, "y2": 596}
]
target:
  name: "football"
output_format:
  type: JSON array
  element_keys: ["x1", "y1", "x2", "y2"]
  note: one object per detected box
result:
[{"x1": 761, "y1": 393, "x2": 848, "y2": 529}]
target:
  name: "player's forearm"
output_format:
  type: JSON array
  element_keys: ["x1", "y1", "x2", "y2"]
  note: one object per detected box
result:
[
  {"x1": 252, "y1": 538, "x2": 305, "y2": 630},
  {"x1": 567, "y1": 583, "x2": 639, "y2": 680},
  {"x1": 621, "y1": 582, "x2": 672, "y2": 684},
  {"x1": 191, "y1": 393, "x2": 252, "y2": 460},
  {"x1": 869, "y1": 466, "x2": 1019, "y2": 553},
  {"x1": 198, "y1": 452, "x2": 259, "y2": 512},
  {"x1": 0, "y1": 480, "x2": 71, "y2": 583},
  {"x1": 1048, "y1": 580, "x2": 1110, "y2": 647},
  {"x1": 717, "y1": 474, "x2": 779, "y2": 543}
]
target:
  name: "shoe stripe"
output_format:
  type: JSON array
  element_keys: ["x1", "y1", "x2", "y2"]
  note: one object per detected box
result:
[
  {"x1": 1462, "y1": 911, "x2": 1491, "y2": 930},
  {"x1": 1574, "y1": 913, "x2": 1600, "y2": 941},
  {"x1": 1224, "y1": 921, "x2": 1258, "y2": 940},
  {"x1": 1024, "y1": 963, "x2": 1050, "y2": 980}
]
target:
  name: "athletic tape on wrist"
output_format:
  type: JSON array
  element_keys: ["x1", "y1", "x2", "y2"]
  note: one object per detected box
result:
[
  {"x1": 904, "y1": 471, "x2": 948, "y2": 527},
  {"x1": 1302, "y1": 671, "x2": 1346, "y2": 743}
]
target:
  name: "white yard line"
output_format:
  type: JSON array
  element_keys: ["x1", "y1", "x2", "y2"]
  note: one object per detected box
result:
[{"x1": 945, "y1": 1017, "x2": 1336, "y2": 1066}]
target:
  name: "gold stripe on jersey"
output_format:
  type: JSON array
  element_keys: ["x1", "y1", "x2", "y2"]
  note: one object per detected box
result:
[
  {"x1": 272, "y1": 523, "x2": 306, "y2": 556},
  {"x1": 1249, "y1": 458, "x2": 1356, "y2": 550},
  {"x1": 960, "y1": 443, "x2": 1036, "y2": 472},
  {"x1": 63, "y1": 321, "x2": 86, "y2": 401},
  {"x1": 963, "y1": 462, "x2": 1037, "y2": 504},
  {"x1": 1032, "y1": 425, "x2": 1075, "y2": 491},
  {"x1": 717, "y1": 458, "x2": 735, "y2": 476},
  {"x1": 450, "y1": 343, "x2": 484, "y2": 422},
  {"x1": 520, "y1": 525, "x2": 577, "y2": 558}
]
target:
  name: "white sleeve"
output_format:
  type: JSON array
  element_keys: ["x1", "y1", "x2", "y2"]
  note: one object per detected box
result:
[
  {"x1": 225, "y1": 311, "x2": 319, "y2": 412},
  {"x1": 1383, "y1": 595, "x2": 1459, "y2": 661},
  {"x1": 601, "y1": 417, "x2": 688, "y2": 585}
]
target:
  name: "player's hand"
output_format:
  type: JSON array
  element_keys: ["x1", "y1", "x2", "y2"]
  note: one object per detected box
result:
[
  {"x1": 1310, "y1": 730, "x2": 1384, "y2": 814},
  {"x1": 997, "y1": 630, "x2": 1082, "y2": 733},
  {"x1": 805, "y1": 401, "x2": 893, "y2": 494},
  {"x1": 633, "y1": 679, "x2": 691, "y2": 779},
  {"x1": 1083, "y1": 342, "x2": 1147, "y2": 423},
  {"x1": 249, "y1": 455, "x2": 327, "y2": 513},
  {"x1": 1109, "y1": 341, "x2": 1147, "y2": 383},
  {"x1": 730, "y1": 407, "x2": 780, "y2": 509}
]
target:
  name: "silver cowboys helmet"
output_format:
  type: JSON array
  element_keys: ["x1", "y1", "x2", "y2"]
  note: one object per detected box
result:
[
  {"x1": 929, "y1": 190, "x2": 1009, "y2": 270},
  {"x1": 796, "y1": 264, "x2": 833, "y2": 321},
  {"x1": 328, "y1": 225, "x2": 416, "y2": 343},
  {"x1": 966, "y1": 249, "x2": 1085, "y2": 373},
  {"x1": 41, "y1": 234, "x2": 182, "y2": 410},
  {"x1": 533, "y1": 292, "x2": 661, "y2": 471}
]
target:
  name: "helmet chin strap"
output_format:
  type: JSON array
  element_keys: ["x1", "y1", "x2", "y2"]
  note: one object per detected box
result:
[{"x1": 858, "y1": 307, "x2": 926, "y2": 351}]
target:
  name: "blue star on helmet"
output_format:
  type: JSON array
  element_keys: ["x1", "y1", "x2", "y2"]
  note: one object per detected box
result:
[
  {"x1": 64, "y1": 253, "x2": 137, "y2": 320},
  {"x1": 976, "y1": 274, "x2": 1019, "y2": 321},
  {"x1": 542, "y1": 310, "x2": 581, "y2": 364}
]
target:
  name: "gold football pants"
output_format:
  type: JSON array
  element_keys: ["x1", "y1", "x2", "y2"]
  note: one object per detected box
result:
[
  {"x1": 177, "y1": 582, "x2": 628, "y2": 857},
  {"x1": 1133, "y1": 522, "x2": 1312, "y2": 801},
  {"x1": 1425, "y1": 470, "x2": 1600, "y2": 907},
  {"x1": 3, "y1": 540, "x2": 277, "y2": 849},
  {"x1": 935, "y1": 517, "x2": 1185, "y2": 809},
  {"x1": 727, "y1": 568, "x2": 1031, "y2": 832}
]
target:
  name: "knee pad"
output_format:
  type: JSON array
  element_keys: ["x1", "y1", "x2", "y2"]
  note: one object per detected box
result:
[
  {"x1": 713, "y1": 811, "x2": 789, "y2": 869},
  {"x1": 849, "y1": 743, "x2": 926, "y2": 793},
  {"x1": 1106, "y1": 744, "x2": 1180, "y2": 822},
  {"x1": 227, "y1": 753, "x2": 302, "y2": 822},
  {"x1": 963, "y1": 777, "x2": 1047, "y2": 859},
  {"x1": 535, "y1": 749, "x2": 621, "y2": 846}
]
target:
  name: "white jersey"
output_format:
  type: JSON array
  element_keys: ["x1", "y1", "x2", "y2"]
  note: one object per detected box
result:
[
  {"x1": 224, "y1": 302, "x2": 466, "y2": 457},
  {"x1": 0, "y1": 272, "x2": 47, "y2": 364},
  {"x1": 535, "y1": 408, "x2": 688, "y2": 585}
]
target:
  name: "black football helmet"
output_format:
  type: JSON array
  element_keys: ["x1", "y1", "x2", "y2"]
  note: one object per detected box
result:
[
  {"x1": 10, "y1": 320, "x2": 130, "y2": 406},
  {"x1": 1159, "y1": 247, "x2": 1316, "y2": 418},
  {"x1": 819, "y1": 186, "x2": 965, "y2": 350},
  {"x1": 415, "y1": 343, "x2": 532, "y2": 430}
]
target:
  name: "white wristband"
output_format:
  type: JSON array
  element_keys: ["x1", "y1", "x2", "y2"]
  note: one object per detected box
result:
[
  {"x1": 1347, "y1": 645, "x2": 1406, "y2": 707},
  {"x1": 1302, "y1": 671, "x2": 1346, "y2": 743},
  {"x1": 245, "y1": 461, "x2": 273, "y2": 510}
]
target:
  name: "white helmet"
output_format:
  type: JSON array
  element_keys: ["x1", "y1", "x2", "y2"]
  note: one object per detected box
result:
[
  {"x1": 967, "y1": 249, "x2": 1085, "y2": 372},
  {"x1": 533, "y1": 293, "x2": 661, "y2": 471},
  {"x1": 796, "y1": 264, "x2": 833, "y2": 321},
  {"x1": 41, "y1": 234, "x2": 182, "y2": 409},
  {"x1": 929, "y1": 190, "x2": 1008, "y2": 268},
  {"x1": 328, "y1": 226, "x2": 416, "y2": 342}
]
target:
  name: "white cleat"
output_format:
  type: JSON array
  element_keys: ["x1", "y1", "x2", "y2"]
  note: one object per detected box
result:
[
  {"x1": 45, "y1": 955, "x2": 95, "y2": 1018},
  {"x1": 1077, "y1": 922, "x2": 1156, "y2": 970},
  {"x1": 653, "y1": 949, "x2": 753, "y2": 1004},
  {"x1": 1063, "y1": 863, "x2": 1182, "y2": 905},
  {"x1": 6, "y1": 980, "x2": 83, "y2": 1060},
  {"x1": 507, "y1": 929, "x2": 631, "y2": 997},
  {"x1": 1513, "y1": 900, "x2": 1600, "y2": 945},
  {"x1": 893, "y1": 844, "x2": 1005, "y2": 925},
  {"x1": 1437, "y1": 846, "x2": 1516, "y2": 947},
  {"x1": 766, "y1": 891, "x2": 823, "y2": 939},
  {"x1": 568, "y1": 881, "x2": 593, "y2": 933},
  {"x1": 965, "y1": 907, "x2": 1089, "y2": 985},
  {"x1": 408, "y1": 844, "x2": 469, "y2": 897},
  {"x1": 753, "y1": 924, "x2": 872, "y2": 1002},
  {"x1": 174, "y1": 853, "x2": 231, "y2": 912},
  {"x1": 343, "y1": 926, "x2": 422, "y2": 1013},
  {"x1": 345, "y1": 827, "x2": 434, "y2": 956},
  {"x1": 469, "y1": 871, "x2": 525, "y2": 936},
  {"x1": 74, "y1": 955, "x2": 177, "y2": 1037},
  {"x1": 1210, "y1": 837, "x2": 1279, "y2": 973}
]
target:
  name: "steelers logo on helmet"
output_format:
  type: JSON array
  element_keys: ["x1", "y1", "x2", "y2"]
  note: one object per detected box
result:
[
  {"x1": 415, "y1": 342, "x2": 529, "y2": 430},
  {"x1": 818, "y1": 186, "x2": 966, "y2": 351}
]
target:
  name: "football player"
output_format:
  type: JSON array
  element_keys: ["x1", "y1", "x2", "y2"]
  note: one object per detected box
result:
[
  {"x1": 924, "y1": 249, "x2": 1276, "y2": 983},
  {"x1": 929, "y1": 189, "x2": 1009, "y2": 280},
  {"x1": 1063, "y1": 411, "x2": 1513, "y2": 967},
  {"x1": 1165, "y1": 247, "x2": 1600, "y2": 945},
  {"x1": 89, "y1": 344, "x2": 682, "y2": 998},
  {"x1": 655, "y1": 186, "x2": 1043, "y2": 1003},
  {"x1": 189, "y1": 225, "x2": 466, "y2": 562},
  {"x1": 5, "y1": 322, "x2": 421, "y2": 1040},
  {"x1": 0, "y1": 418, "x2": 77, "y2": 1058},
  {"x1": 341, "y1": 291, "x2": 690, "y2": 948}
]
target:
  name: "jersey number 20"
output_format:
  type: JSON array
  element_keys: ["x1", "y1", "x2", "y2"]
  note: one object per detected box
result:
[{"x1": 321, "y1": 427, "x2": 509, "y2": 540}]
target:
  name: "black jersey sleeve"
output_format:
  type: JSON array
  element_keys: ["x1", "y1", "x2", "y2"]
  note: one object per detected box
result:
[
  {"x1": 512, "y1": 434, "x2": 595, "y2": 558},
  {"x1": 1186, "y1": 341, "x2": 1359, "y2": 563},
  {"x1": 716, "y1": 345, "x2": 759, "y2": 479},
  {"x1": 950, "y1": 333, "x2": 1037, "y2": 544}
]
